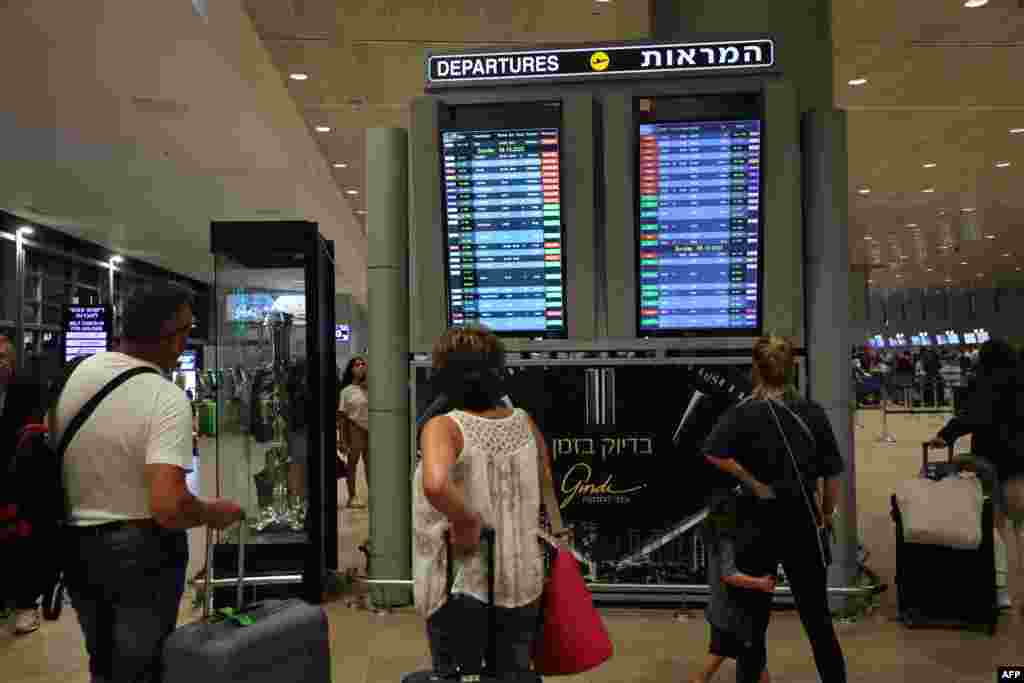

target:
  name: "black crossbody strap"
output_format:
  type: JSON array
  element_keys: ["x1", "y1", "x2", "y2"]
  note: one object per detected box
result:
[{"x1": 56, "y1": 366, "x2": 161, "y2": 457}]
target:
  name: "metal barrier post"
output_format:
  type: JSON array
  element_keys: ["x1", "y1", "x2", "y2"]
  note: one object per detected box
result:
[{"x1": 876, "y1": 384, "x2": 896, "y2": 443}]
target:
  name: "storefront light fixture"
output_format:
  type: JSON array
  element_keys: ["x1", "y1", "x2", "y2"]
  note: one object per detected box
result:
[
  {"x1": 315, "y1": 125, "x2": 331, "y2": 133},
  {"x1": 906, "y1": 223, "x2": 918, "y2": 228},
  {"x1": 848, "y1": 78, "x2": 868, "y2": 86},
  {"x1": 1011, "y1": 128, "x2": 1024, "y2": 135},
  {"x1": 964, "y1": 0, "x2": 989, "y2": 7},
  {"x1": 288, "y1": 73, "x2": 309, "y2": 81},
  {"x1": 333, "y1": 162, "x2": 348, "y2": 169},
  {"x1": 985, "y1": 234, "x2": 996, "y2": 239},
  {"x1": 355, "y1": 209, "x2": 367, "y2": 215},
  {"x1": 960, "y1": 207, "x2": 975, "y2": 213},
  {"x1": 857, "y1": 187, "x2": 871, "y2": 194},
  {"x1": 995, "y1": 161, "x2": 1011, "y2": 168},
  {"x1": 922, "y1": 187, "x2": 936, "y2": 193},
  {"x1": 960, "y1": 261, "x2": 968, "y2": 265},
  {"x1": 345, "y1": 189, "x2": 359, "y2": 196},
  {"x1": 922, "y1": 162, "x2": 937, "y2": 168}
]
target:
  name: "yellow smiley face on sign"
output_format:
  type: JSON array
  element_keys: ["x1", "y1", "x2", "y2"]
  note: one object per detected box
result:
[{"x1": 589, "y1": 51, "x2": 610, "y2": 72}]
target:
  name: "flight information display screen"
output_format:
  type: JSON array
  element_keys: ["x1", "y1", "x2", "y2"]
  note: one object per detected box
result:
[
  {"x1": 637, "y1": 117, "x2": 762, "y2": 336},
  {"x1": 442, "y1": 120, "x2": 566, "y2": 337}
]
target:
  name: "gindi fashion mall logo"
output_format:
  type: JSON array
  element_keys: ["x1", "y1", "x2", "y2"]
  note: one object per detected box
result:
[{"x1": 426, "y1": 39, "x2": 775, "y2": 85}]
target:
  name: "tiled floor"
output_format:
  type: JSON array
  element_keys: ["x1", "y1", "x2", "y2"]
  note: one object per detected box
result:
[{"x1": 3, "y1": 410, "x2": 1022, "y2": 683}]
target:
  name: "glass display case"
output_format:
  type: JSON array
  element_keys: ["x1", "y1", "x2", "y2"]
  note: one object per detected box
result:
[{"x1": 208, "y1": 221, "x2": 337, "y2": 605}]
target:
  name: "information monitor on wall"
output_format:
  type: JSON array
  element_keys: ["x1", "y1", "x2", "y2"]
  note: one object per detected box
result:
[
  {"x1": 636, "y1": 95, "x2": 763, "y2": 337},
  {"x1": 440, "y1": 102, "x2": 567, "y2": 338}
]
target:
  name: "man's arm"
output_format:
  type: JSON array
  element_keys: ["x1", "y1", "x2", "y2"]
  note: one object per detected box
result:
[{"x1": 147, "y1": 386, "x2": 241, "y2": 530}]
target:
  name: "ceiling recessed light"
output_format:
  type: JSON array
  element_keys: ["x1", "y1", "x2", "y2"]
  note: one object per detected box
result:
[
  {"x1": 927, "y1": 268, "x2": 934, "y2": 272},
  {"x1": 1011, "y1": 128, "x2": 1024, "y2": 135},
  {"x1": 960, "y1": 261, "x2": 968, "y2": 265},
  {"x1": 985, "y1": 234, "x2": 996, "y2": 239},
  {"x1": 864, "y1": 235, "x2": 873, "y2": 240},
  {"x1": 315, "y1": 125, "x2": 331, "y2": 133},
  {"x1": 289, "y1": 73, "x2": 309, "y2": 81},
  {"x1": 857, "y1": 187, "x2": 871, "y2": 194},
  {"x1": 848, "y1": 78, "x2": 868, "y2": 86},
  {"x1": 964, "y1": 0, "x2": 988, "y2": 7},
  {"x1": 960, "y1": 208, "x2": 975, "y2": 213},
  {"x1": 355, "y1": 209, "x2": 367, "y2": 215},
  {"x1": 345, "y1": 189, "x2": 359, "y2": 195},
  {"x1": 996, "y1": 161, "x2": 1012, "y2": 168},
  {"x1": 922, "y1": 187, "x2": 936, "y2": 193},
  {"x1": 905, "y1": 223, "x2": 918, "y2": 228},
  {"x1": 333, "y1": 162, "x2": 348, "y2": 169},
  {"x1": 922, "y1": 162, "x2": 937, "y2": 168}
]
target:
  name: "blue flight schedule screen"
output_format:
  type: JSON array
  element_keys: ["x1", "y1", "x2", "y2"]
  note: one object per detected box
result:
[
  {"x1": 638, "y1": 119, "x2": 761, "y2": 333},
  {"x1": 442, "y1": 127, "x2": 566, "y2": 336}
]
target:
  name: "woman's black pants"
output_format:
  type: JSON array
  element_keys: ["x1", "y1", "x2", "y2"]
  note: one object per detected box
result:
[{"x1": 735, "y1": 500, "x2": 847, "y2": 683}]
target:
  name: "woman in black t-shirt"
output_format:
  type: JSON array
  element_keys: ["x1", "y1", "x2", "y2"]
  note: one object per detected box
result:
[{"x1": 703, "y1": 336, "x2": 847, "y2": 683}]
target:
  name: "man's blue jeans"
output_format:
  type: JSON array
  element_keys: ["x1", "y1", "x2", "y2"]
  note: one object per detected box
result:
[{"x1": 64, "y1": 523, "x2": 187, "y2": 683}]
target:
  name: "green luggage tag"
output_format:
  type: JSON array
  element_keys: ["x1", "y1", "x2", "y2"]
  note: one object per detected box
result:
[{"x1": 212, "y1": 607, "x2": 256, "y2": 627}]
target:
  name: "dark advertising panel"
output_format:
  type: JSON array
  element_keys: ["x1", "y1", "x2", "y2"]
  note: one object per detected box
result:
[
  {"x1": 414, "y1": 362, "x2": 754, "y2": 584},
  {"x1": 63, "y1": 305, "x2": 111, "y2": 363}
]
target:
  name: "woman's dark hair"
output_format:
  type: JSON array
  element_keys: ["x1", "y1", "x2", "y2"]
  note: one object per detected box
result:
[
  {"x1": 121, "y1": 286, "x2": 194, "y2": 341},
  {"x1": 431, "y1": 325, "x2": 506, "y2": 411},
  {"x1": 340, "y1": 356, "x2": 366, "y2": 391},
  {"x1": 976, "y1": 338, "x2": 1018, "y2": 378}
]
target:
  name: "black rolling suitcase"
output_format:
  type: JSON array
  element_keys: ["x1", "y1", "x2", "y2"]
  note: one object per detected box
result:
[
  {"x1": 402, "y1": 527, "x2": 542, "y2": 683},
  {"x1": 163, "y1": 520, "x2": 332, "y2": 683},
  {"x1": 888, "y1": 443, "x2": 998, "y2": 635}
]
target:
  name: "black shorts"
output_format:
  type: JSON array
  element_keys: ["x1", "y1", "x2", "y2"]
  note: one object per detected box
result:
[{"x1": 708, "y1": 625, "x2": 746, "y2": 659}]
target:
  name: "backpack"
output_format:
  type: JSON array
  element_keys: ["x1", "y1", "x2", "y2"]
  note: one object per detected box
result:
[{"x1": 1, "y1": 357, "x2": 159, "y2": 619}]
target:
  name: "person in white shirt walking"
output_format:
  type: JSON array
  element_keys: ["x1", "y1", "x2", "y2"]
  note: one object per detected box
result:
[
  {"x1": 55, "y1": 288, "x2": 243, "y2": 683},
  {"x1": 338, "y1": 356, "x2": 369, "y2": 508}
]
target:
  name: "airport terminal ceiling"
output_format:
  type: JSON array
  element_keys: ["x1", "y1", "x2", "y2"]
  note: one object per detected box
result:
[{"x1": 0, "y1": 1, "x2": 1021, "y2": 297}]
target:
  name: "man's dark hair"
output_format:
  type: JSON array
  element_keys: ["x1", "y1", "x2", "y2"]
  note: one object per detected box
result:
[{"x1": 121, "y1": 286, "x2": 194, "y2": 341}]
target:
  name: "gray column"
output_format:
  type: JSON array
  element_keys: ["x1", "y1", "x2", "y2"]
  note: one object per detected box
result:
[
  {"x1": 803, "y1": 110, "x2": 858, "y2": 592},
  {"x1": 652, "y1": 0, "x2": 834, "y2": 115},
  {"x1": 366, "y1": 128, "x2": 411, "y2": 607},
  {"x1": 335, "y1": 293, "x2": 352, "y2": 363}
]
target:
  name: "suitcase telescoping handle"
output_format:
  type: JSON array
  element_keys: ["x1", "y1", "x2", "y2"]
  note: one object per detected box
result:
[
  {"x1": 443, "y1": 526, "x2": 497, "y2": 677},
  {"x1": 203, "y1": 513, "x2": 248, "y2": 619}
]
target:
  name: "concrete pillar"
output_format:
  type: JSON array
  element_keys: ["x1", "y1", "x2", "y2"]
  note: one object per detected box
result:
[
  {"x1": 335, "y1": 293, "x2": 352, "y2": 364},
  {"x1": 651, "y1": 0, "x2": 833, "y2": 115},
  {"x1": 803, "y1": 111, "x2": 858, "y2": 592},
  {"x1": 849, "y1": 265, "x2": 871, "y2": 343},
  {"x1": 366, "y1": 128, "x2": 411, "y2": 607}
]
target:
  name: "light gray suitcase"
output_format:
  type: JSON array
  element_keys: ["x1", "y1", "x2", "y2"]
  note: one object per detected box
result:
[{"x1": 163, "y1": 520, "x2": 332, "y2": 683}]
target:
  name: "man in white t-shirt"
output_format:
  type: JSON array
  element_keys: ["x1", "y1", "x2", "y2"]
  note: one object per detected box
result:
[{"x1": 55, "y1": 288, "x2": 242, "y2": 683}]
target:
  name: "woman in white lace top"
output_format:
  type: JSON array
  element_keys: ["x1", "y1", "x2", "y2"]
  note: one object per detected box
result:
[{"x1": 413, "y1": 325, "x2": 553, "y2": 676}]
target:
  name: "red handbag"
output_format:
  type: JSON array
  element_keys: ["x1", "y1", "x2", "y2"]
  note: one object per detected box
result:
[{"x1": 532, "y1": 454, "x2": 613, "y2": 676}]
